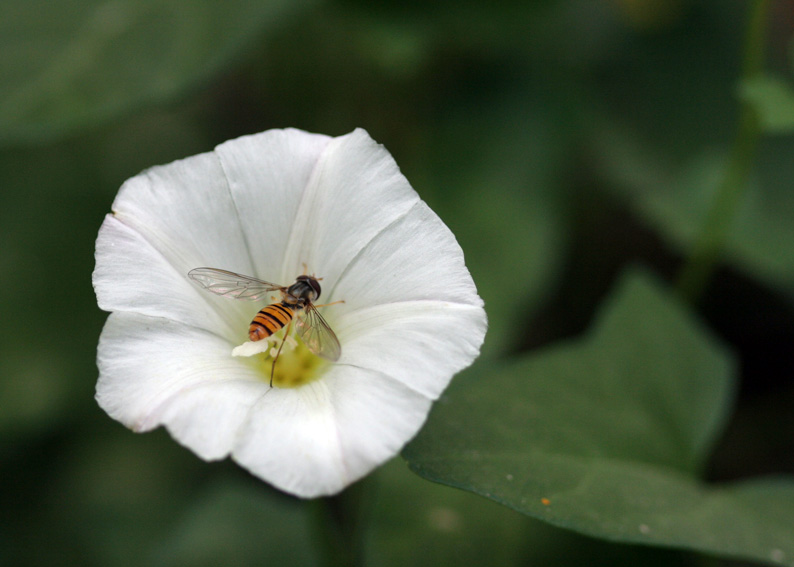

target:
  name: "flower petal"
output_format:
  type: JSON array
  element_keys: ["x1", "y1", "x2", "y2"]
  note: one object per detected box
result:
[
  {"x1": 232, "y1": 366, "x2": 432, "y2": 498},
  {"x1": 109, "y1": 151, "x2": 255, "y2": 277},
  {"x1": 330, "y1": 200, "x2": 483, "y2": 309},
  {"x1": 94, "y1": 215, "x2": 242, "y2": 339},
  {"x1": 335, "y1": 301, "x2": 487, "y2": 400},
  {"x1": 214, "y1": 129, "x2": 333, "y2": 282},
  {"x1": 96, "y1": 311, "x2": 267, "y2": 459},
  {"x1": 94, "y1": 151, "x2": 258, "y2": 334},
  {"x1": 278, "y1": 129, "x2": 421, "y2": 286}
]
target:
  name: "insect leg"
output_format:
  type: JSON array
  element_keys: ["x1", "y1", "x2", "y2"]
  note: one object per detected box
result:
[
  {"x1": 270, "y1": 317, "x2": 294, "y2": 387},
  {"x1": 311, "y1": 300, "x2": 345, "y2": 308}
]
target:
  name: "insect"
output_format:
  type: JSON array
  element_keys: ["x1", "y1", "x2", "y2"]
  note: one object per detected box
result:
[{"x1": 188, "y1": 267, "x2": 341, "y2": 386}]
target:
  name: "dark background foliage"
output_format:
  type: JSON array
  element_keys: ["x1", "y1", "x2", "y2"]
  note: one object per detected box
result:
[{"x1": 1, "y1": 0, "x2": 793, "y2": 565}]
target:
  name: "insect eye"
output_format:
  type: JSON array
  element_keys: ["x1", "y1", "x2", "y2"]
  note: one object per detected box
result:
[{"x1": 308, "y1": 278, "x2": 321, "y2": 299}]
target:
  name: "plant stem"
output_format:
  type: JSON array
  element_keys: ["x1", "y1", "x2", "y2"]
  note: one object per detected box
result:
[
  {"x1": 311, "y1": 477, "x2": 375, "y2": 567},
  {"x1": 674, "y1": 0, "x2": 770, "y2": 303}
]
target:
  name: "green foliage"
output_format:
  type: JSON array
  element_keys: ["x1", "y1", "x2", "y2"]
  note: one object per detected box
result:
[
  {"x1": 413, "y1": 88, "x2": 572, "y2": 354},
  {"x1": 598, "y1": 134, "x2": 794, "y2": 294},
  {"x1": 367, "y1": 458, "x2": 689, "y2": 567},
  {"x1": 152, "y1": 479, "x2": 320, "y2": 567},
  {"x1": 740, "y1": 75, "x2": 794, "y2": 134},
  {"x1": 0, "y1": 0, "x2": 314, "y2": 144},
  {"x1": 406, "y1": 270, "x2": 794, "y2": 566},
  {"x1": 366, "y1": 460, "x2": 531, "y2": 566}
]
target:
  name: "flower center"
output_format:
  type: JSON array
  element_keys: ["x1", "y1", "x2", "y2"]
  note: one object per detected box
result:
[
  {"x1": 232, "y1": 328, "x2": 327, "y2": 389},
  {"x1": 262, "y1": 338, "x2": 326, "y2": 388}
]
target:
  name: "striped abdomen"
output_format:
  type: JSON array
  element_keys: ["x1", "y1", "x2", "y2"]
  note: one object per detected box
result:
[{"x1": 249, "y1": 302, "x2": 296, "y2": 341}]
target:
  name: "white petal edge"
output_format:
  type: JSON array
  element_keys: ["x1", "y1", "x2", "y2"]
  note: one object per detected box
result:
[
  {"x1": 232, "y1": 365, "x2": 433, "y2": 498},
  {"x1": 334, "y1": 300, "x2": 487, "y2": 400},
  {"x1": 96, "y1": 311, "x2": 268, "y2": 459},
  {"x1": 214, "y1": 129, "x2": 333, "y2": 282},
  {"x1": 94, "y1": 214, "x2": 248, "y2": 340},
  {"x1": 278, "y1": 129, "x2": 421, "y2": 285},
  {"x1": 94, "y1": 150, "x2": 261, "y2": 335},
  {"x1": 329, "y1": 200, "x2": 483, "y2": 310},
  {"x1": 109, "y1": 151, "x2": 256, "y2": 283}
]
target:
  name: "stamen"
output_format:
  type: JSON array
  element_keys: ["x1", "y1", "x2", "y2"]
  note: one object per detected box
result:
[{"x1": 232, "y1": 329, "x2": 325, "y2": 388}]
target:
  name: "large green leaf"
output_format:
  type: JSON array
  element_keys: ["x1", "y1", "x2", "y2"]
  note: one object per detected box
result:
[
  {"x1": 0, "y1": 0, "x2": 313, "y2": 144},
  {"x1": 405, "y1": 270, "x2": 794, "y2": 565},
  {"x1": 366, "y1": 459, "x2": 686, "y2": 567}
]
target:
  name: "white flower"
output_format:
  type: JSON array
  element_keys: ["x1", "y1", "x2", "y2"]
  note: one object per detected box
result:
[{"x1": 93, "y1": 128, "x2": 487, "y2": 498}]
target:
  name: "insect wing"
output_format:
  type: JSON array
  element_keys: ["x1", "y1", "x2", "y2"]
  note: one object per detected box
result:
[
  {"x1": 188, "y1": 267, "x2": 284, "y2": 301},
  {"x1": 296, "y1": 305, "x2": 341, "y2": 361}
]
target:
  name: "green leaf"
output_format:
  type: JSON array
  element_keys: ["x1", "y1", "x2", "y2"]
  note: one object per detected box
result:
[
  {"x1": 0, "y1": 0, "x2": 314, "y2": 144},
  {"x1": 405, "y1": 270, "x2": 794, "y2": 566},
  {"x1": 366, "y1": 459, "x2": 687, "y2": 567},
  {"x1": 739, "y1": 75, "x2": 794, "y2": 134}
]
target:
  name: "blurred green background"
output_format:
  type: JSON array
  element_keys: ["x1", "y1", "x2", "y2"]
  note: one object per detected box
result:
[{"x1": 2, "y1": 0, "x2": 794, "y2": 565}]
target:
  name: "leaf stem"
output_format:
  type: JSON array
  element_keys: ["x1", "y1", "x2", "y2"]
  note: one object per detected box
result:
[{"x1": 674, "y1": 0, "x2": 770, "y2": 303}]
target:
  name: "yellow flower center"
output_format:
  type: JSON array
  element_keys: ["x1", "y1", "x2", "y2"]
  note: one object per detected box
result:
[{"x1": 259, "y1": 336, "x2": 326, "y2": 389}]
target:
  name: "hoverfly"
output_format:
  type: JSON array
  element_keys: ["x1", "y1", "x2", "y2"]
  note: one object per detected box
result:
[{"x1": 188, "y1": 267, "x2": 341, "y2": 386}]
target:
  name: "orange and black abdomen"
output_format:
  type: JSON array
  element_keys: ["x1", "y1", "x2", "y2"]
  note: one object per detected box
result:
[{"x1": 249, "y1": 302, "x2": 295, "y2": 341}]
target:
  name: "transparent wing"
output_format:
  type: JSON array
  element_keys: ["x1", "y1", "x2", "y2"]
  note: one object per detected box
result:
[
  {"x1": 188, "y1": 267, "x2": 284, "y2": 301},
  {"x1": 296, "y1": 304, "x2": 342, "y2": 361}
]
